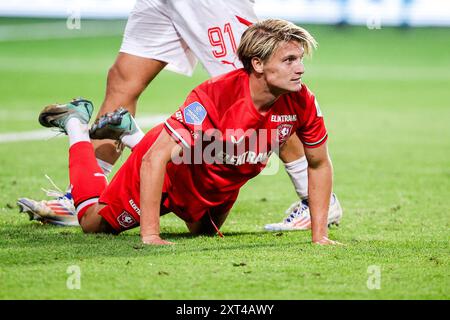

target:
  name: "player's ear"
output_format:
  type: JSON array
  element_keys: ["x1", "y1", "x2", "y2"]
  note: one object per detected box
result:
[{"x1": 251, "y1": 57, "x2": 264, "y2": 74}]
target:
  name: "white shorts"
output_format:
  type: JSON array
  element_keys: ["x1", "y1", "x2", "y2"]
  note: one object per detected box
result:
[{"x1": 120, "y1": 0, "x2": 257, "y2": 77}]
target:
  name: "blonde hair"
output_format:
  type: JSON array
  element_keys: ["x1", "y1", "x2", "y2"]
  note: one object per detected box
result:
[{"x1": 237, "y1": 19, "x2": 318, "y2": 73}]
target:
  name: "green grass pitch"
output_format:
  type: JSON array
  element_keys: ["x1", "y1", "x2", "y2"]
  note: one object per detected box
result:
[{"x1": 0, "y1": 19, "x2": 449, "y2": 299}]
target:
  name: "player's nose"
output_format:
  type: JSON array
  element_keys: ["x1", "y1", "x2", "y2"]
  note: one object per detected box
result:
[{"x1": 294, "y1": 60, "x2": 305, "y2": 75}]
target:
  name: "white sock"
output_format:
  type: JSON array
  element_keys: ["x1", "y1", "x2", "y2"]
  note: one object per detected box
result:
[
  {"x1": 120, "y1": 117, "x2": 144, "y2": 149},
  {"x1": 66, "y1": 118, "x2": 90, "y2": 147},
  {"x1": 284, "y1": 156, "x2": 309, "y2": 200},
  {"x1": 121, "y1": 130, "x2": 144, "y2": 149},
  {"x1": 96, "y1": 158, "x2": 114, "y2": 176}
]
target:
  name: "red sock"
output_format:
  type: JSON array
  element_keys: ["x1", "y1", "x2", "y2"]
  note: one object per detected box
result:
[{"x1": 69, "y1": 141, "x2": 107, "y2": 218}]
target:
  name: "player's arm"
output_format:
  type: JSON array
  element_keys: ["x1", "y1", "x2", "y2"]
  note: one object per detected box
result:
[
  {"x1": 303, "y1": 142, "x2": 340, "y2": 245},
  {"x1": 140, "y1": 129, "x2": 181, "y2": 245}
]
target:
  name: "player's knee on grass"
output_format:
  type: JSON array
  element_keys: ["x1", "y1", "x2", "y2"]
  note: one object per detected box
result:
[
  {"x1": 186, "y1": 210, "x2": 230, "y2": 236},
  {"x1": 79, "y1": 204, "x2": 117, "y2": 235},
  {"x1": 186, "y1": 221, "x2": 217, "y2": 236}
]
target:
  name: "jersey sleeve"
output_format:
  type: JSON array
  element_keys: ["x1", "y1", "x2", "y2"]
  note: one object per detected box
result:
[
  {"x1": 296, "y1": 91, "x2": 328, "y2": 148},
  {"x1": 164, "y1": 88, "x2": 214, "y2": 149}
]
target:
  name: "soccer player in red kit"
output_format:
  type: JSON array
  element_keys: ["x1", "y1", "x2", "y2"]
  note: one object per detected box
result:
[{"x1": 37, "y1": 19, "x2": 341, "y2": 246}]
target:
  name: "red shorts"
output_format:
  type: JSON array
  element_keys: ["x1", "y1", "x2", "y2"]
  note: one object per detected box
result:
[
  {"x1": 96, "y1": 124, "x2": 237, "y2": 233},
  {"x1": 98, "y1": 190, "x2": 235, "y2": 234},
  {"x1": 97, "y1": 193, "x2": 171, "y2": 233},
  {"x1": 97, "y1": 124, "x2": 169, "y2": 232}
]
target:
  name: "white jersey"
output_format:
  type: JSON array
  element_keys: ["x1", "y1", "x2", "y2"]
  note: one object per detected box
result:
[{"x1": 120, "y1": 0, "x2": 257, "y2": 77}]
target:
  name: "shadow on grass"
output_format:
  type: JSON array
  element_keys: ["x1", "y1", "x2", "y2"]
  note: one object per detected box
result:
[
  {"x1": 0, "y1": 223, "x2": 315, "y2": 266},
  {"x1": 1, "y1": 220, "x2": 309, "y2": 241}
]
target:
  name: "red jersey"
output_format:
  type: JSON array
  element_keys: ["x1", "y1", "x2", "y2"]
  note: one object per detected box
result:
[{"x1": 99, "y1": 69, "x2": 327, "y2": 228}]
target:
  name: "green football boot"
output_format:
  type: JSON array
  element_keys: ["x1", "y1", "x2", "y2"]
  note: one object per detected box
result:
[
  {"x1": 38, "y1": 98, "x2": 94, "y2": 133},
  {"x1": 89, "y1": 107, "x2": 138, "y2": 140}
]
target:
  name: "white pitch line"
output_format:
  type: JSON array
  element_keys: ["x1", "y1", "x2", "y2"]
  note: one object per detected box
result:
[
  {"x1": 0, "y1": 114, "x2": 169, "y2": 144},
  {"x1": 0, "y1": 21, "x2": 126, "y2": 42}
]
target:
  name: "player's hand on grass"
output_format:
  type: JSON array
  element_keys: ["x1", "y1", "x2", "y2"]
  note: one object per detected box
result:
[
  {"x1": 313, "y1": 236, "x2": 344, "y2": 246},
  {"x1": 141, "y1": 234, "x2": 174, "y2": 246}
]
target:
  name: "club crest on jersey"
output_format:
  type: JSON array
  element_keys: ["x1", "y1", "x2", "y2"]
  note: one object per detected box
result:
[
  {"x1": 277, "y1": 124, "x2": 293, "y2": 143},
  {"x1": 117, "y1": 211, "x2": 137, "y2": 229},
  {"x1": 183, "y1": 102, "x2": 207, "y2": 125}
]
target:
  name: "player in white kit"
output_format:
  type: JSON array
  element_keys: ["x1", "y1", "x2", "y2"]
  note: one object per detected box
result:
[
  {"x1": 120, "y1": 0, "x2": 256, "y2": 77},
  {"x1": 18, "y1": 0, "x2": 342, "y2": 230}
]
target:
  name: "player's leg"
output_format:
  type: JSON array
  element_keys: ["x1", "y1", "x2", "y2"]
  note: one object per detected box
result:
[
  {"x1": 90, "y1": 107, "x2": 145, "y2": 150},
  {"x1": 92, "y1": 0, "x2": 200, "y2": 171},
  {"x1": 92, "y1": 53, "x2": 167, "y2": 167},
  {"x1": 76, "y1": 109, "x2": 153, "y2": 233},
  {"x1": 185, "y1": 199, "x2": 235, "y2": 236},
  {"x1": 185, "y1": 209, "x2": 230, "y2": 236},
  {"x1": 37, "y1": 99, "x2": 115, "y2": 234},
  {"x1": 17, "y1": 105, "x2": 145, "y2": 227},
  {"x1": 77, "y1": 203, "x2": 117, "y2": 234},
  {"x1": 67, "y1": 140, "x2": 114, "y2": 234}
]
